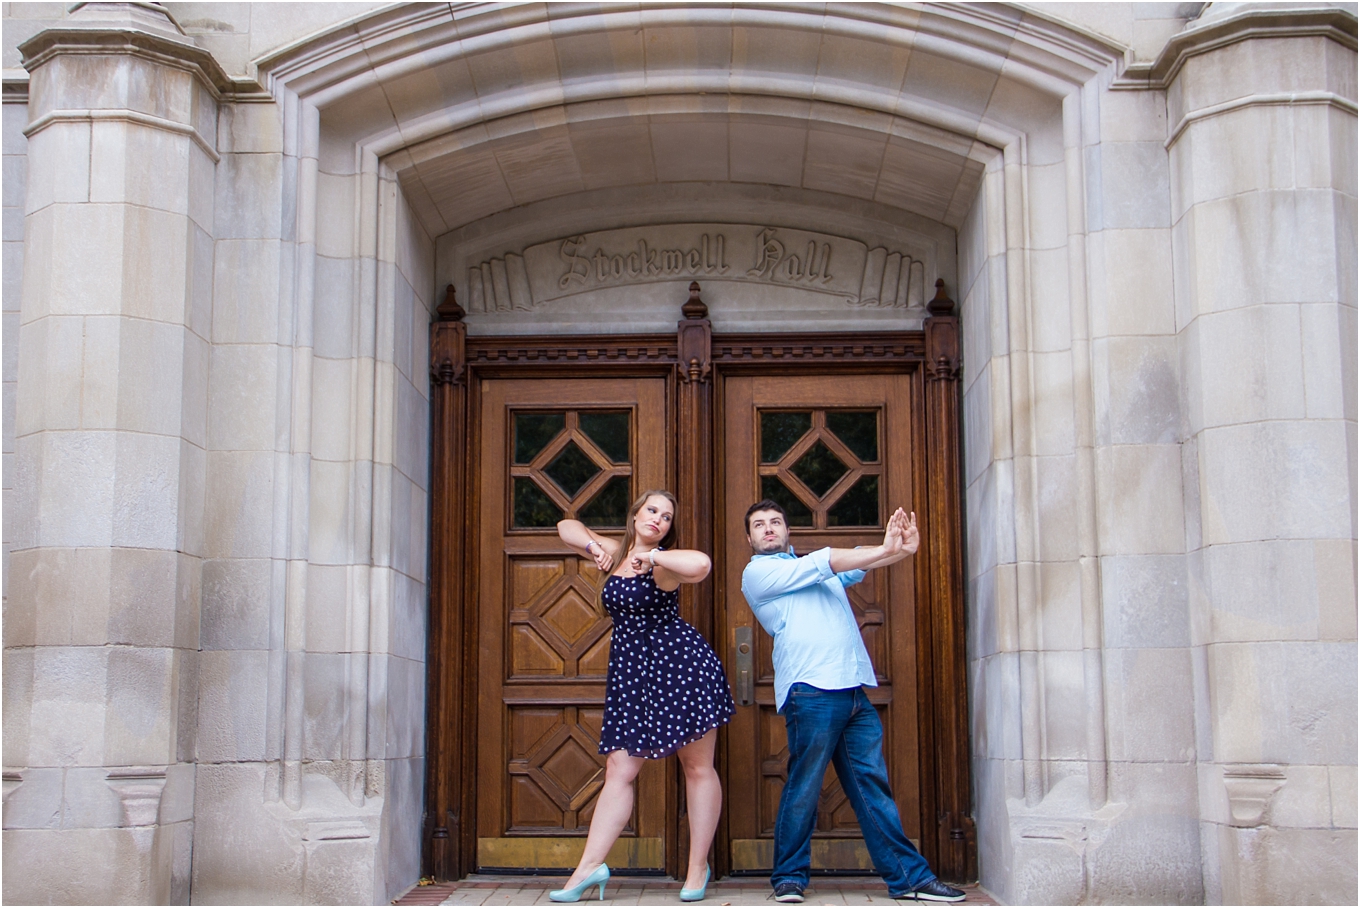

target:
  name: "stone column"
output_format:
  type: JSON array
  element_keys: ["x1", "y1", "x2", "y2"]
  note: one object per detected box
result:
[
  {"x1": 1167, "y1": 5, "x2": 1358, "y2": 903},
  {"x1": 2, "y1": 3, "x2": 228, "y2": 902}
]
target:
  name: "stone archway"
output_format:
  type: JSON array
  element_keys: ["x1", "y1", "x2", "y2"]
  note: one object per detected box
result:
[
  {"x1": 228, "y1": 3, "x2": 1128, "y2": 900},
  {"x1": 41, "y1": 2, "x2": 1360, "y2": 905}
]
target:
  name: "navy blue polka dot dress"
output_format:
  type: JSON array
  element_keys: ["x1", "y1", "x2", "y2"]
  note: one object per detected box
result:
[{"x1": 598, "y1": 569, "x2": 735, "y2": 759}]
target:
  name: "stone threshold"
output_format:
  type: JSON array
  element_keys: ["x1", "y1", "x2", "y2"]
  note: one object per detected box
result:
[{"x1": 394, "y1": 876, "x2": 999, "y2": 906}]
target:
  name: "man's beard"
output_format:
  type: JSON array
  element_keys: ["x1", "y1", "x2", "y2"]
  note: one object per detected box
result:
[{"x1": 753, "y1": 536, "x2": 786, "y2": 554}]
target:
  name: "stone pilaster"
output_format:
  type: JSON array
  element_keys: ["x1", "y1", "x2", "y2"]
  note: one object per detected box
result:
[
  {"x1": 1165, "y1": 4, "x2": 1358, "y2": 904},
  {"x1": 2, "y1": 3, "x2": 229, "y2": 902}
]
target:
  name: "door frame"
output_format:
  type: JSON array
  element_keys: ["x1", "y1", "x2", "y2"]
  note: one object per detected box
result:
[{"x1": 424, "y1": 282, "x2": 974, "y2": 882}]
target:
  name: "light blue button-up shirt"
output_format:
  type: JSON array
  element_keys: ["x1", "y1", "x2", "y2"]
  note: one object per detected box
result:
[{"x1": 741, "y1": 546, "x2": 876, "y2": 711}]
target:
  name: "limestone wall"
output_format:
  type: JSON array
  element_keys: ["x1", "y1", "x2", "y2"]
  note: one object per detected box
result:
[
  {"x1": 1167, "y1": 14, "x2": 1358, "y2": 903},
  {"x1": 1, "y1": 2, "x2": 1355, "y2": 906}
]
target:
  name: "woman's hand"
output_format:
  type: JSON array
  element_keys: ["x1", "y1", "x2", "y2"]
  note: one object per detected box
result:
[
  {"x1": 589, "y1": 540, "x2": 615, "y2": 573},
  {"x1": 558, "y1": 518, "x2": 619, "y2": 570},
  {"x1": 627, "y1": 548, "x2": 711, "y2": 587}
]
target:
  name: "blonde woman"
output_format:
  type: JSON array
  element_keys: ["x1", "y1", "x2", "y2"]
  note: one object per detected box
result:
[{"x1": 550, "y1": 490, "x2": 735, "y2": 903}]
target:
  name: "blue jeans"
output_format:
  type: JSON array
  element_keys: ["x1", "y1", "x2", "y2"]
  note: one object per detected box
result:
[{"x1": 772, "y1": 684, "x2": 935, "y2": 894}]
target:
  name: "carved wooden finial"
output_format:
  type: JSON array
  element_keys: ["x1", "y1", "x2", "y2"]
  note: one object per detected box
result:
[
  {"x1": 682, "y1": 281, "x2": 708, "y2": 320},
  {"x1": 437, "y1": 284, "x2": 465, "y2": 322},
  {"x1": 927, "y1": 278, "x2": 955, "y2": 316}
]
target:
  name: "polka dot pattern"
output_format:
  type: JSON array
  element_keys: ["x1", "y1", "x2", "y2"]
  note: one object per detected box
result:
[{"x1": 597, "y1": 570, "x2": 736, "y2": 760}]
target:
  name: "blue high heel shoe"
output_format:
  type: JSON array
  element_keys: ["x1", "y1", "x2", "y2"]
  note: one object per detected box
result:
[
  {"x1": 549, "y1": 863, "x2": 610, "y2": 902},
  {"x1": 679, "y1": 864, "x2": 710, "y2": 902}
]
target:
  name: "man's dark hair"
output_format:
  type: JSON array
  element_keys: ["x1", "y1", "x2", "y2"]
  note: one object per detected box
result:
[{"x1": 744, "y1": 499, "x2": 787, "y2": 535}]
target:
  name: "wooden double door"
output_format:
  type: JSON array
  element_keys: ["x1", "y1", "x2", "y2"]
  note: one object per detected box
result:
[{"x1": 425, "y1": 315, "x2": 972, "y2": 884}]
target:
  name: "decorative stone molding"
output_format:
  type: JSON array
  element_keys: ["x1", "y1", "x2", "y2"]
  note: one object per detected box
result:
[
  {"x1": 1165, "y1": 90, "x2": 1359, "y2": 149},
  {"x1": 1113, "y1": 4, "x2": 1358, "y2": 89},
  {"x1": 1, "y1": 772, "x2": 22, "y2": 809},
  {"x1": 105, "y1": 768, "x2": 168, "y2": 828},
  {"x1": 17, "y1": 1, "x2": 264, "y2": 100},
  {"x1": 466, "y1": 224, "x2": 925, "y2": 314},
  {"x1": 258, "y1": 2, "x2": 1122, "y2": 165},
  {"x1": 1222, "y1": 764, "x2": 1286, "y2": 828},
  {"x1": 1, "y1": 78, "x2": 28, "y2": 104},
  {"x1": 22, "y1": 106, "x2": 222, "y2": 162}
]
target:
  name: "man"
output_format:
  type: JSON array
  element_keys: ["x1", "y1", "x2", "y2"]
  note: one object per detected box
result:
[{"x1": 741, "y1": 500, "x2": 966, "y2": 904}]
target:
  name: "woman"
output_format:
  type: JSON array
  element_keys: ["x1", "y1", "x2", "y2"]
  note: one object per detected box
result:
[{"x1": 550, "y1": 490, "x2": 735, "y2": 903}]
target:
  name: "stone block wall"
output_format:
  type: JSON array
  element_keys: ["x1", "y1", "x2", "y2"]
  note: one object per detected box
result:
[
  {"x1": 188, "y1": 79, "x2": 434, "y2": 908},
  {"x1": 2, "y1": 3, "x2": 434, "y2": 904},
  {"x1": 1, "y1": 2, "x2": 217, "y2": 900},
  {"x1": 1, "y1": 3, "x2": 1354, "y2": 905},
  {"x1": 1167, "y1": 19, "x2": 1359, "y2": 905}
]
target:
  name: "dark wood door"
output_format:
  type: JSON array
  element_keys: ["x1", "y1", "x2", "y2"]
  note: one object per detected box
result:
[
  {"x1": 475, "y1": 377, "x2": 671, "y2": 871},
  {"x1": 720, "y1": 373, "x2": 921, "y2": 872}
]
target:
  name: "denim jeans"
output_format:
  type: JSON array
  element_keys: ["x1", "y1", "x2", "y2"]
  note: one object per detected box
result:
[{"x1": 771, "y1": 683, "x2": 935, "y2": 894}]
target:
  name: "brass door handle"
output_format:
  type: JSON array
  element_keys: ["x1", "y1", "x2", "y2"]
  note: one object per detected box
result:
[{"x1": 733, "y1": 626, "x2": 754, "y2": 706}]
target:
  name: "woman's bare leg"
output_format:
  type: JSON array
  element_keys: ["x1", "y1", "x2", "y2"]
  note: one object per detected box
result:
[
  {"x1": 561, "y1": 750, "x2": 646, "y2": 889},
  {"x1": 676, "y1": 729, "x2": 722, "y2": 890}
]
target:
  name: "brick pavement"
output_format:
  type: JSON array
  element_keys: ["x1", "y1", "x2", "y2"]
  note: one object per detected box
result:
[{"x1": 394, "y1": 876, "x2": 999, "y2": 906}]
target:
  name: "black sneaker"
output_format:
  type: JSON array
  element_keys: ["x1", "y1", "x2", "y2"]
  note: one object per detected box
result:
[
  {"x1": 893, "y1": 878, "x2": 966, "y2": 902},
  {"x1": 773, "y1": 881, "x2": 805, "y2": 903}
]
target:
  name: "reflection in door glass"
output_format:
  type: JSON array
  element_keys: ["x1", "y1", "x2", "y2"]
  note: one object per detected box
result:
[
  {"x1": 514, "y1": 412, "x2": 565, "y2": 464},
  {"x1": 544, "y1": 441, "x2": 601, "y2": 497},
  {"x1": 579, "y1": 411, "x2": 631, "y2": 463},
  {"x1": 790, "y1": 440, "x2": 849, "y2": 498},
  {"x1": 761, "y1": 475, "x2": 814, "y2": 526},
  {"x1": 826, "y1": 410, "x2": 879, "y2": 462},
  {"x1": 579, "y1": 475, "x2": 631, "y2": 528},
  {"x1": 827, "y1": 475, "x2": 880, "y2": 527},
  {"x1": 760, "y1": 411, "x2": 812, "y2": 463},
  {"x1": 513, "y1": 477, "x2": 563, "y2": 527}
]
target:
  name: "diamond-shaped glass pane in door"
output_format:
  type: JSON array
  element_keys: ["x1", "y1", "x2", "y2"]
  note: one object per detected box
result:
[
  {"x1": 790, "y1": 440, "x2": 849, "y2": 498},
  {"x1": 545, "y1": 443, "x2": 601, "y2": 497}
]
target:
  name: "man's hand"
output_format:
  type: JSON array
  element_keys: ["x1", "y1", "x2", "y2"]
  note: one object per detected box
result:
[
  {"x1": 900, "y1": 509, "x2": 919, "y2": 556},
  {"x1": 828, "y1": 509, "x2": 921, "y2": 573},
  {"x1": 882, "y1": 507, "x2": 907, "y2": 554}
]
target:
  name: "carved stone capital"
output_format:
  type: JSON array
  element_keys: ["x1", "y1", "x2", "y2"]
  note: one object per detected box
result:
[
  {"x1": 1223, "y1": 764, "x2": 1286, "y2": 828},
  {"x1": 106, "y1": 767, "x2": 167, "y2": 827}
]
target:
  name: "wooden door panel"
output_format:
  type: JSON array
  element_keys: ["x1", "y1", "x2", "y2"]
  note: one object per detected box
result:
[
  {"x1": 722, "y1": 373, "x2": 920, "y2": 872},
  {"x1": 508, "y1": 555, "x2": 610, "y2": 680},
  {"x1": 477, "y1": 377, "x2": 670, "y2": 871}
]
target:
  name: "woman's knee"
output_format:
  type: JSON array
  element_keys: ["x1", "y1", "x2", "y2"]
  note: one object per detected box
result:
[
  {"x1": 676, "y1": 749, "x2": 717, "y2": 783},
  {"x1": 605, "y1": 751, "x2": 644, "y2": 784}
]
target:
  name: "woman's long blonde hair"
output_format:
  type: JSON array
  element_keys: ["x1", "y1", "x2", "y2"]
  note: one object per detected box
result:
[{"x1": 595, "y1": 489, "x2": 678, "y2": 615}]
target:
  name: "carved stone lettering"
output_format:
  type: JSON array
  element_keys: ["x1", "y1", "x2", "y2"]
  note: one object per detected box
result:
[{"x1": 464, "y1": 224, "x2": 924, "y2": 313}]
